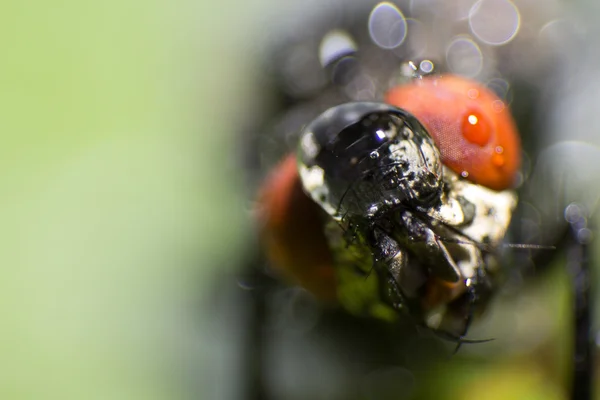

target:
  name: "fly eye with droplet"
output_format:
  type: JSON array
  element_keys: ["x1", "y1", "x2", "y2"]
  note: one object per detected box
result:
[
  {"x1": 385, "y1": 75, "x2": 521, "y2": 191},
  {"x1": 297, "y1": 102, "x2": 443, "y2": 219},
  {"x1": 462, "y1": 112, "x2": 491, "y2": 146}
]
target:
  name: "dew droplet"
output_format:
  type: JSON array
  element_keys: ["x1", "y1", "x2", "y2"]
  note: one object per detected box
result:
[
  {"x1": 565, "y1": 203, "x2": 584, "y2": 224},
  {"x1": 318, "y1": 30, "x2": 357, "y2": 67},
  {"x1": 462, "y1": 110, "x2": 491, "y2": 146},
  {"x1": 446, "y1": 36, "x2": 483, "y2": 77},
  {"x1": 370, "y1": 150, "x2": 380, "y2": 159},
  {"x1": 578, "y1": 228, "x2": 593, "y2": 244},
  {"x1": 461, "y1": 171, "x2": 469, "y2": 178},
  {"x1": 492, "y1": 153, "x2": 505, "y2": 167},
  {"x1": 419, "y1": 60, "x2": 434, "y2": 74},
  {"x1": 469, "y1": 0, "x2": 521, "y2": 46},
  {"x1": 368, "y1": 2, "x2": 407, "y2": 49}
]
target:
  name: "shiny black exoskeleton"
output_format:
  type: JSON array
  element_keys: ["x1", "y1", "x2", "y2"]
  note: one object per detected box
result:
[{"x1": 297, "y1": 102, "x2": 442, "y2": 220}]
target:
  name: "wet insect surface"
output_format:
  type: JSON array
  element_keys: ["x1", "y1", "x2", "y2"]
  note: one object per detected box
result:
[
  {"x1": 293, "y1": 100, "x2": 517, "y2": 339},
  {"x1": 228, "y1": 1, "x2": 600, "y2": 399}
]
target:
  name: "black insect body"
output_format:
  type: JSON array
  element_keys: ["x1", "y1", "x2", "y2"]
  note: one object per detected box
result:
[{"x1": 297, "y1": 102, "x2": 516, "y2": 339}]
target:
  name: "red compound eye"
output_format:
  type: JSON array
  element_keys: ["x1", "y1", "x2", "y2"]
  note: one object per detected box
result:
[{"x1": 385, "y1": 75, "x2": 521, "y2": 190}]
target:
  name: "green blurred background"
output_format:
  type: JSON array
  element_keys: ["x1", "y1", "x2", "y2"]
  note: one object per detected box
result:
[{"x1": 0, "y1": 1, "x2": 279, "y2": 398}]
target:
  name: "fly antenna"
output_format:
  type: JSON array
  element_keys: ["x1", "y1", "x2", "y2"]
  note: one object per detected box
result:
[{"x1": 502, "y1": 243, "x2": 556, "y2": 250}]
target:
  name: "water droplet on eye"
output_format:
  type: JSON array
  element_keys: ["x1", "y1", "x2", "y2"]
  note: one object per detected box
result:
[
  {"x1": 492, "y1": 153, "x2": 505, "y2": 167},
  {"x1": 462, "y1": 110, "x2": 491, "y2": 146},
  {"x1": 370, "y1": 151, "x2": 380, "y2": 159}
]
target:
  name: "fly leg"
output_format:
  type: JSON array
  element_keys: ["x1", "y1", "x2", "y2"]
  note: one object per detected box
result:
[
  {"x1": 369, "y1": 225, "x2": 414, "y2": 312},
  {"x1": 400, "y1": 211, "x2": 462, "y2": 283}
]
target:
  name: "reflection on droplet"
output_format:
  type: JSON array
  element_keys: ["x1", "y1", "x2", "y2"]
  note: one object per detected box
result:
[
  {"x1": 368, "y1": 2, "x2": 408, "y2": 49},
  {"x1": 419, "y1": 60, "x2": 434, "y2": 73},
  {"x1": 330, "y1": 56, "x2": 360, "y2": 86},
  {"x1": 486, "y1": 77, "x2": 510, "y2": 100},
  {"x1": 538, "y1": 19, "x2": 581, "y2": 64},
  {"x1": 446, "y1": 36, "x2": 483, "y2": 77},
  {"x1": 318, "y1": 30, "x2": 358, "y2": 67},
  {"x1": 578, "y1": 228, "x2": 593, "y2": 244},
  {"x1": 514, "y1": 170, "x2": 524, "y2": 188},
  {"x1": 564, "y1": 203, "x2": 584, "y2": 224},
  {"x1": 469, "y1": 0, "x2": 520, "y2": 46},
  {"x1": 370, "y1": 151, "x2": 380, "y2": 159},
  {"x1": 539, "y1": 19, "x2": 577, "y2": 51}
]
